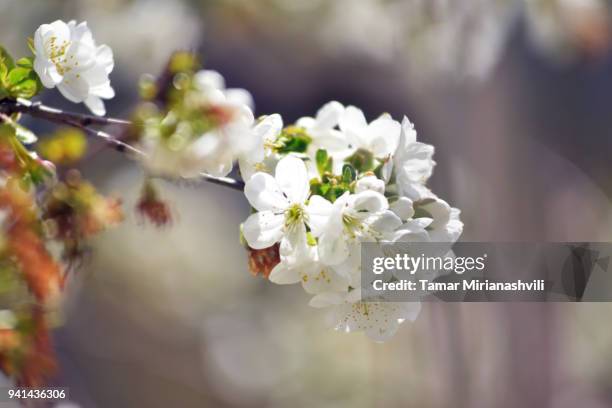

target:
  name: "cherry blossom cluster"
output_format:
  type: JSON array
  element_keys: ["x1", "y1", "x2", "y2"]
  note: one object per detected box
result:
[
  {"x1": 240, "y1": 103, "x2": 463, "y2": 341},
  {"x1": 26, "y1": 20, "x2": 464, "y2": 341},
  {"x1": 0, "y1": 19, "x2": 463, "y2": 389}
]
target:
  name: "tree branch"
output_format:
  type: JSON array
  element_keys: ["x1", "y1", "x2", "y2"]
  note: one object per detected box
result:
[
  {"x1": 0, "y1": 98, "x2": 131, "y2": 127},
  {"x1": 0, "y1": 98, "x2": 246, "y2": 191}
]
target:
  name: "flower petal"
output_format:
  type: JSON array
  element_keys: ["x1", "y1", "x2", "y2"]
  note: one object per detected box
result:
[
  {"x1": 355, "y1": 175, "x2": 385, "y2": 194},
  {"x1": 244, "y1": 172, "x2": 290, "y2": 213},
  {"x1": 305, "y1": 195, "x2": 333, "y2": 237},
  {"x1": 340, "y1": 105, "x2": 367, "y2": 133},
  {"x1": 309, "y1": 292, "x2": 345, "y2": 308},
  {"x1": 225, "y1": 88, "x2": 254, "y2": 110},
  {"x1": 318, "y1": 230, "x2": 349, "y2": 266},
  {"x1": 390, "y1": 197, "x2": 414, "y2": 220},
  {"x1": 400, "y1": 116, "x2": 417, "y2": 145},
  {"x1": 57, "y1": 75, "x2": 90, "y2": 103},
  {"x1": 269, "y1": 261, "x2": 302, "y2": 285},
  {"x1": 34, "y1": 58, "x2": 61, "y2": 88},
  {"x1": 275, "y1": 156, "x2": 309, "y2": 204},
  {"x1": 369, "y1": 210, "x2": 402, "y2": 233},
  {"x1": 420, "y1": 198, "x2": 451, "y2": 229},
  {"x1": 279, "y1": 222, "x2": 312, "y2": 264},
  {"x1": 314, "y1": 101, "x2": 344, "y2": 130},
  {"x1": 350, "y1": 191, "x2": 388, "y2": 214},
  {"x1": 252, "y1": 114, "x2": 283, "y2": 161},
  {"x1": 302, "y1": 264, "x2": 350, "y2": 295},
  {"x1": 194, "y1": 70, "x2": 225, "y2": 91},
  {"x1": 242, "y1": 211, "x2": 284, "y2": 249},
  {"x1": 84, "y1": 95, "x2": 105, "y2": 116},
  {"x1": 296, "y1": 116, "x2": 315, "y2": 129},
  {"x1": 96, "y1": 44, "x2": 115, "y2": 74},
  {"x1": 366, "y1": 116, "x2": 401, "y2": 157}
]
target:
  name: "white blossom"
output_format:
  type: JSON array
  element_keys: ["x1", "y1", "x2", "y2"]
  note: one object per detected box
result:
[
  {"x1": 33, "y1": 20, "x2": 114, "y2": 116},
  {"x1": 419, "y1": 197, "x2": 464, "y2": 243},
  {"x1": 309, "y1": 289, "x2": 421, "y2": 342},
  {"x1": 139, "y1": 105, "x2": 254, "y2": 178},
  {"x1": 339, "y1": 106, "x2": 401, "y2": 158},
  {"x1": 384, "y1": 116, "x2": 436, "y2": 200},
  {"x1": 234, "y1": 102, "x2": 462, "y2": 342},
  {"x1": 138, "y1": 70, "x2": 255, "y2": 178},
  {"x1": 355, "y1": 175, "x2": 385, "y2": 195},
  {"x1": 194, "y1": 70, "x2": 254, "y2": 111},
  {"x1": 269, "y1": 247, "x2": 351, "y2": 295},
  {"x1": 238, "y1": 114, "x2": 283, "y2": 181},
  {"x1": 242, "y1": 156, "x2": 332, "y2": 264},
  {"x1": 297, "y1": 100, "x2": 348, "y2": 154},
  {"x1": 314, "y1": 191, "x2": 401, "y2": 266}
]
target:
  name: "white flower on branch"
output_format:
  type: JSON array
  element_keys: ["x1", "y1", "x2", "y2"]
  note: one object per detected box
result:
[
  {"x1": 236, "y1": 101, "x2": 463, "y2": 341},
  {"x1": 238, "y1": 113, "x2": 283, "y2": 181},
  {"x1": 194, "y1": 70, "x2": 254, "y2": 111},
  {"x1": 33, "y1": 20, "x2": 114, "y2": 116},
  {"x1": 137, "y1": 70, "x2": 255, "y2": 178},
  {"x1": 339, "y1": 106, "x2": 401, "y2": 159},
  {"x1": 313, "y1": 191, "x2": 401, "y2": 266},
  {"x1": 242, "y1": 156, "x2": 332, "y2": 263},
  {"x1": 418, "y1": 197, "x2": 464, "y2": 243},
  {"x1": 269, "y1": 247, "x2": 351, "y2": 296},
  {"x1": 382, "y1": 116, "x2": 436, "y2": 200},
  {"x1": 309, "y1": 289, "x2": 422, "y2": 342},
  {"x1": 296, "y1": 100, "x2": 348, "y2": 154}
]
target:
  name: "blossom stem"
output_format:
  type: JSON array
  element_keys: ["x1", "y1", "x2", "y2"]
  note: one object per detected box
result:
[
  {"x1": 1, "y1": 98, "x2": 132, "y2": 127},
  {"x1": 0, "y1": 98, "x2": 246, "y2": 191}
]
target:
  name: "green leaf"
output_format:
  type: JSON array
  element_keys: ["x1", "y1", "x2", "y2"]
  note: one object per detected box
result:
[
  {"x1": 16, "y1": 57, "x2": 33, "y2": 69},
  {"x1": 2, "y1": 59, "x2": 42, "y2": 98},
  {"x1": 9, "y1": 78, "x2": 39, "y2": 99},
  {"x1": 0, "y1": 47, "x2": 14, "y2": 90},
  {"x1": 0, "y1": 47, "x2": 15, "y2": 71},
  {"x1": 0, "y1": 63, "x2": 7, "y2": 83},
  {"x1": 7, "y1": 67, "x2": 30, "y2": 85}
]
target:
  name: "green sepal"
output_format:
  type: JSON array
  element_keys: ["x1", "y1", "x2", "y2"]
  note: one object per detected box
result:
[
  {"x1": 275, "y1": 126, "x2": 312, "y2": 154},
  {"x1": 342, "y1": 164, "x2": 356, "y2": 184},
  {"x1": 315, "y1": 148, "x2": 333, "y2": 176},
  {"x1": 346, "y1": 148, "x2": 375, "y2": 173},
  {"x1": 27, "y1": 38, "x2": 36, "y2": 55}
]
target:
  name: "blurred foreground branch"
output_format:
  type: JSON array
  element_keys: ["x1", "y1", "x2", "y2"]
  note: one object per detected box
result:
[{"x1": 0, "y1": 98, "x2": 246, "y2": 191}]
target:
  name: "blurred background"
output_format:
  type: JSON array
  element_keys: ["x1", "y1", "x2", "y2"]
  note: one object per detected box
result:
[{"x1": 3, "y1": 0, "x2": 612, "y2": 406}]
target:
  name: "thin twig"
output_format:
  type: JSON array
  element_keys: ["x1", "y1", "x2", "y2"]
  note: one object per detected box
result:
[
  {"x1": 59, "y1": 116, "x2": 145, "y2": 157},
  {"x1": 0, "y1": 98, "x2": 246, "y2": 191},
  {"x1": 1, "y1": 98, "x2": 131, "y2": 127}
]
